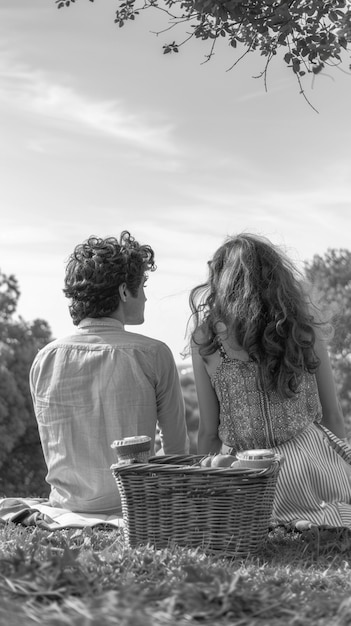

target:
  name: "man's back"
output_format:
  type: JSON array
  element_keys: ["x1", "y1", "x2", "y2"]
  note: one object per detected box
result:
[{"x1": 30, "y1": 317, "x2": 188, "y2": 514}]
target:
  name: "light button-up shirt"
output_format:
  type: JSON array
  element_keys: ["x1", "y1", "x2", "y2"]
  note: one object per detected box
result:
[{"x1": 30, "y1": 318, "x2": 189, "y2": 514}]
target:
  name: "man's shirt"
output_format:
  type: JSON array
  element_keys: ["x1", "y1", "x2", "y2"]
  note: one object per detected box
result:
[{"x1": 30, "y1": 317, "x2": 189, "y2": 514}]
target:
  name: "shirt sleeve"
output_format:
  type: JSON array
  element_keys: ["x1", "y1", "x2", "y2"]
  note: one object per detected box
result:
[{"x1": 153, "y1": 343, "x2": 190, "y2": 455}]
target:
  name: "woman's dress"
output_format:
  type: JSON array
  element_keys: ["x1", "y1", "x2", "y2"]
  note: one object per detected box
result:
[{"x1": 212, "y1": 340, "x2": 351, "y2": 528}]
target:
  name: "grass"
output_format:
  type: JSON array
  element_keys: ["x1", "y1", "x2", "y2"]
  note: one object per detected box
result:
[{"x1": 2, "y1": 523, "x2": 351, "y2": 625}]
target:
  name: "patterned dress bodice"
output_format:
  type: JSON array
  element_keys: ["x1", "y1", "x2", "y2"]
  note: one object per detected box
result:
[{"x1": 211, "y1": 340, "x2": 323, "y2": 453}]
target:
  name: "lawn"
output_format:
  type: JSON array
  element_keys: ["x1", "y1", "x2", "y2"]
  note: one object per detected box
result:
[{"x1": 1, "y1": 522, "x2": 351, "y2": 625}]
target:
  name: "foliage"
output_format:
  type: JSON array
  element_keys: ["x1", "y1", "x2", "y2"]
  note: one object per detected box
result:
[
  {"x1": 305, "y1": 249, "x2": 351, "y2": 433},
  {"x1": 179, "y1": 365, "x2": 199, "y2": 453},
  {"x1": 2, "y1": 523, "x2": 351, "y2": 624},
  {"x1": 0, "y1": 272, "x2": 20, "y2": 321},
  {"x1": 0, "y1": 270, "x2": 52, "y2": 497},
  {"x1": 56, "y1": 0, "x2": 351, "y2": 107}
]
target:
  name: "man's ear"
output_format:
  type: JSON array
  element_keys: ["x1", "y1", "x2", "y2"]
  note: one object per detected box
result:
[{"x1": 119, "y1": 283, "x2": 127, "y2": 303}]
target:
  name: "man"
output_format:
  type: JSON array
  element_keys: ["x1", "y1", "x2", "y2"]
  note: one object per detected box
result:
[{"x1": 30, "y1": 231, "x2": 189, "y2": 515}]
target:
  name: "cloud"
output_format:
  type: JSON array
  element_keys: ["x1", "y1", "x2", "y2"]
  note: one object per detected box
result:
[{"x1": 0, "y1": 56, "x2": 177, "y2": 154}]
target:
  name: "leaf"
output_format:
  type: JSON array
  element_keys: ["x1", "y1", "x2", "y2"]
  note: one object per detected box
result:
[
  {"x1": 292, "y1": 58, "x2": 300, "y2": 73},
  {"x1": 329, "y1": 11, "x2": 339, "y2": 22},
  {"x1": 312, "y1": 63, "x2": 324, "y2": 74}
]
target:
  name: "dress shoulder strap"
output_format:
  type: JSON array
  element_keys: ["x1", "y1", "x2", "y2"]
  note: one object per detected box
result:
[
  {"x1": 216, "y1": 336, "x2": 251, "y2": 363},
  {"x1": 216, "y1": 336, "x2": 229, "y2": 360}
]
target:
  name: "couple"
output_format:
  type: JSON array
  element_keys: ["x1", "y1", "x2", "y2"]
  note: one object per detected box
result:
[{"x1": 30, "y1": 230, "x2": 351, "y2": 529}]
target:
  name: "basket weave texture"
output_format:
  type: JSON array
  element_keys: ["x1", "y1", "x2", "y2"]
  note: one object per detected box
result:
[{"x1": 111, "y1": 454, "x2": 281, "y2": 556}]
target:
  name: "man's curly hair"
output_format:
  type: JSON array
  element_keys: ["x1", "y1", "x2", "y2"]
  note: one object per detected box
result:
[{"x1": 63, "y1": 231, "x2": 156, "y2": 325}]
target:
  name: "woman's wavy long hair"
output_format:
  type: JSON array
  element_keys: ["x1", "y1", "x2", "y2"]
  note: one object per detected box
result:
[
  {"x1": 63, "y1": 231, "x2": 156, "y2": 325},
  {"x1": 189, "y1": 233, "x2": 324, "y2": 398}
]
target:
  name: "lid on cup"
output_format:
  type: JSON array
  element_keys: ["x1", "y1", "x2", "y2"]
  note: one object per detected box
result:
[
  {"x1": 111, "y1": 435, "x2": 151, "y2": 448},
  {"x1": 236, "y1": 449, "x2": 275, "y2": 460}
]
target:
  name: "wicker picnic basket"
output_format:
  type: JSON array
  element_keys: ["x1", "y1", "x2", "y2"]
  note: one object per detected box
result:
[{"x1": 111, "y1": 454, "x2": 281, "y2": 556}]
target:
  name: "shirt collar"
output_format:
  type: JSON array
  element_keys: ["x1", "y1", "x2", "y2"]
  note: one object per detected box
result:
[{"x1": 78, "y1": 317, "x2": 124, "y2": 331}]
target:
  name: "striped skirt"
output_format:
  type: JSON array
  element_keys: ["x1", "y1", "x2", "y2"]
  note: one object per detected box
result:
[{"x1": 271, "y1": 423, "x2": 351, "y2": 528}]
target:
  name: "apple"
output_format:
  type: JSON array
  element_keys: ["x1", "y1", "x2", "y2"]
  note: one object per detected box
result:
[
  {"x1": 200, "y1": 455, "x2": 213, "y2": 467},
  {"x1": 210, "y1": 454, "x2": 237, "y2": 468},
  {"x1": 230, "y1": 460, "x2": 243, "y2": 469}
]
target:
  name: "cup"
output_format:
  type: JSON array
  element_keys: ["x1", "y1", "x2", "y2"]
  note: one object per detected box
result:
[
  {"x1": 234, "y1": 449, "x2": 277, "y2": 469},
  {"x1": 111, "y1": 435, "x2": 151, "y2": 463}
]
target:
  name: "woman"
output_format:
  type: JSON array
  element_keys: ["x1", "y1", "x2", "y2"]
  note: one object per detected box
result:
[{"x1": 189, "y1": 232, "x2": 351, "y2": 529}]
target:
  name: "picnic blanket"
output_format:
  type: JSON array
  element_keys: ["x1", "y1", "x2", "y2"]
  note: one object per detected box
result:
[{"x1": 0, "y1": 497, "x2": 124, "y2": 530}]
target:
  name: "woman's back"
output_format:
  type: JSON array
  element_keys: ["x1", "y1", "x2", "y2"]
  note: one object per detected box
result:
[{"x1": 210, "y1": 338, "x2": 322, "y2": 452}]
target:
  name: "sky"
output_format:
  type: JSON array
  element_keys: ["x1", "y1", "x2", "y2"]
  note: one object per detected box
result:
[{"x1": 0, "y1": 0, "x2": 350, "y2": 365}]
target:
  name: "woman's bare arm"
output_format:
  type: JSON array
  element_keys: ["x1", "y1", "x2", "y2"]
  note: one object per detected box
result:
[
  {"x1": 191, "y1": 344, "x2": 222, "y2": 454},
  {"x1": 314, "y1": 335, "x2": 346, "y2": 439}
]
